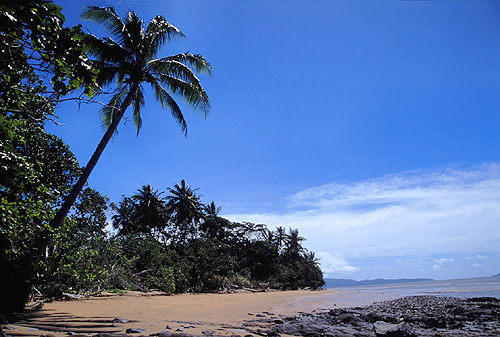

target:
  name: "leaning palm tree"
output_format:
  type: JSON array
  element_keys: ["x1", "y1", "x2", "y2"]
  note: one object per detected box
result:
[{"x1": 49, "y1": 7, "x2": 211, "y2": 230}]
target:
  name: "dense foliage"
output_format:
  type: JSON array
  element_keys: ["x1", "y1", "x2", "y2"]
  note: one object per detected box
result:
[
  {"x1": 42, "y1": 182, "x2": 324, "y2": 295},
  {"x1": 0, "y1": 0, "x2": 93, "y2": 315}
]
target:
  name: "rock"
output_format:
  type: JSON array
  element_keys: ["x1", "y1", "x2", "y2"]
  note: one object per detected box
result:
[
  {"x1": 165, "y1": 325, "x2": 172, "y2": 329},
  {"x1": 266, "y1": 332, "x2": 280, "y2": 337},
  {"x1": 272, "y1": 319, "x2": 284, "y2": 324},
  {"x1": 125, "y1": 328, "x2": 145, "y2": 333},
  {"x1": 27, "y1": 327, "x2": 40, "y2": 332},
  {"x1": 175, "y1": 328, "x2": 184, "y2": 332},
  {"x1": 373, "y1": 321, "x2": 415, "y2": 337},
  {"x1": 255, "y1": 314, "x2": 266, "y2": 317}
]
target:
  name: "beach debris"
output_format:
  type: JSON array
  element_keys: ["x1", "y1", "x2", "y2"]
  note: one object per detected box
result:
[
  {"x1": 113, "y1": 317, "x2": 130, "y2": 323},
  {"x1": 125, "y1": 327, "x2": 145, "y2": 333},
  {"x1": 62, "y1": 292, "x2": 85, "y2": 301},
  {"x1": 255, "y1": 314, "x2": 266, "y2": 318}
]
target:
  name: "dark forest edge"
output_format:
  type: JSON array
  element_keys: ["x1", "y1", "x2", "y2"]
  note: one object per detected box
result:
[
  {"x1": 0, "y1": 1, "x2": 324, "y2": 318},
  {"x1": 46, "y1": 182, "x2": 325, "y2": 298}
]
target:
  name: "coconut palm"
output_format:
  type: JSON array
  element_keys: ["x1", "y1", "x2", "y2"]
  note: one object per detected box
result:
[
  {"x1": 132, "y1": 184, "x2": 166, "y2": 232},
  {"x1": 50, "y1": 7, "x2": 211, "y2": 230},
  {"x1": 200, "y1": 201, "x2": 230, "y2": 240},
  {"x1": 284, "y1": 228, "x2": 306, "y2": 257},
  {"x1": 274, "y1": 226, "x2": 286, "y2": 252},
  {"x1": 165, "y1": 180, "x2": 204, "y2": 243}
]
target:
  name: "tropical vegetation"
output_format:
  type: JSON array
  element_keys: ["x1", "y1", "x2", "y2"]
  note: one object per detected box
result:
[{"x1": 0, "y1": 0, "x2": 324, "y2": 317}]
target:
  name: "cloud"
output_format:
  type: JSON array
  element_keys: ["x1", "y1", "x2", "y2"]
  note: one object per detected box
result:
[
  {"x1": 465, "y1": 255, "x2": 488, "y2": 260},
  {"x1": 316, "y1": 252, "x2": 360, "y2": 275},
  {"x1": 223, "y1": 162, "x2": 500, "y2": 269},
  {"x1": 433, "y1": 257, "x2": 455, "y2": 270}
]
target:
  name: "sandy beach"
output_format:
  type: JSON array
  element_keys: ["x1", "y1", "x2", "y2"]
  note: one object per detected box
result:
[
  {"x1": 5, "y1": 289, "x2": 334, "y2": 336},
  {"x1": 4, "y1": 278, "x2": 500, "y2": 336}
]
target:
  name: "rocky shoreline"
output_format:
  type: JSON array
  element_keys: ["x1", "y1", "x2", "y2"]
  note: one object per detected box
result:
[
  {"x1": 271, "y1": 295, "x2": 500, "y2": 337},
  {"x1": 1, "y1": 295, "x2": 499, "y2": 337}
]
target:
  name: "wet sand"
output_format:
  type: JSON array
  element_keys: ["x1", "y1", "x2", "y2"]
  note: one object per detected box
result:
[{"x1": 5, "y1": 289, "x2": 335, "y2": 336}]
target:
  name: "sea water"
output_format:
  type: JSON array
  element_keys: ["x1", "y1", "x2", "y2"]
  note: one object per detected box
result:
[
  {"x1": 273, "y1": 276, "x2": 500, "y2": 313},
  {"x1": 323, "y1": 276, "x2": 500, "y2": 308}
]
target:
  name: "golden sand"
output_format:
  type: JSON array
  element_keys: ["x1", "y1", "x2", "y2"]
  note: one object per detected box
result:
[{"x1": 7, "y1": 289, "x2": 336, "y2": 336}]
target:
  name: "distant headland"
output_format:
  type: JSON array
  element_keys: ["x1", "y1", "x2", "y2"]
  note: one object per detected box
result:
[{"x1": 324, "y1": 278, "x2": 434, "y2": 288}]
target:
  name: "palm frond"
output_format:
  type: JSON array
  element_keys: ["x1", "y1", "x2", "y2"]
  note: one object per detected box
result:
[
  {"x1": 100, "y1": 87, "x2": 128, "y2": 136},
  {"x1": 158, "y1": 73, "x2": 210, "y2": 117},
  {"x1": 123, "y1": 11, "x2": 144, "y2": 53},
  {"x1": 147, "y1": 58, "x2": 210, "y2": 115},
  {"x1": 81, "y1": 7, "x2": 125, "y2": 39},
  {"x1": 132, "y1": 85, "x2": 145, "y2": 134},
  {"x1": 146, "y1": 76, "x2": 187, "y2": 135},
  {"x1": 84, "y1": 35, "x2": 128, "y2": 63},
  {"x1": 145, "y1": 16, "x2": 185, "y2": 58},
  {"x1": 166, "y1": 53, "x2": 213, "y2": 76}
]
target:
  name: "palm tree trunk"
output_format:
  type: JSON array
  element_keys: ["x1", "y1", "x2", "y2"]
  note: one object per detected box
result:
[{"x1": 50, "y1": 82, "x2": 139, "y2": 231}]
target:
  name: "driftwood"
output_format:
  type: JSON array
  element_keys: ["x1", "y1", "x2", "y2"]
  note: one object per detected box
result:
[{"x1": 241, "y1": 287, "x2": 266, "y2": 293}]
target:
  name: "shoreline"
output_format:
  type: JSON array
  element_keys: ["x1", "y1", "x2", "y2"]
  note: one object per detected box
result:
[
  {"x1": 3, "y1": 289, "x2": 333, "y2": 337},
  {"x1": 2, "y1": 288, "x2": 499, "y2": 337}
]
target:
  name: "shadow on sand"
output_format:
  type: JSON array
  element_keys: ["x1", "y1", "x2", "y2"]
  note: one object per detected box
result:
[{"x1": 8, "y1": 308, "x2": 134, "y2": 335}]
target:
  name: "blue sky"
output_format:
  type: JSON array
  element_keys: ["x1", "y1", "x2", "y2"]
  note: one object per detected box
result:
[{"x1": 49, "y1": 0, "x2": 500, "y2": 280}]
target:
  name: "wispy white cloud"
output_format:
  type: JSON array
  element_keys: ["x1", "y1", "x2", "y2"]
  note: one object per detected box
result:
[
  {"x1": 223, "y1": 163, "x2": 500, "y2": 276},
  {"x1": 316, "y1": 252, "x2": 360, "y2": 275},
  {"x1": 433, "y1": 257, "x2": 455, "y2": 270},
  {"x1": 465, "y1": 254, "x2": 488, "y2": 260}
]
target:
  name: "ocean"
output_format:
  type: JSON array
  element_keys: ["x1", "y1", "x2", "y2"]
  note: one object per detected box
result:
[
  {"x1": 277, "y1": 276, "x2": 500, "y2": 312},
  {"x1": 324, "y1": 276, "x2": 500, "y2": 308}
]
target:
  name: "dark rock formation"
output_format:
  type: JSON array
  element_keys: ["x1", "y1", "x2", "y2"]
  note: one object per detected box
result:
[{"x1": 272, "y1": 296, "x2": 500, "y2": 337}]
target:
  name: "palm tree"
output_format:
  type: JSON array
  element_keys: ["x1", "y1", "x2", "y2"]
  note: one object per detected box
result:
[
  {"x1": 284, "y1": 228, "x2": 306, "y2": 257},
  {"x1": 304, "y1": 250, "x2": 320, "y2": 267},
  {"x1": 49, "y1": 7, "x2": 211, "y2": 230},
  {"x1": 274, "y1": 226, "x2": 286, "y2": 252},
  {"x1": 131, "y1": 184, "x2": 166, "y2": 233},
  {"x1": 112, "y1": 196, "x2": 137, "y2": 235},
  {"x1": 165, "y1": 180, "x2": 204, "y2": 243},
  {"x1": 200, "y1": 201, "x2": 229, "y2": 240}
]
